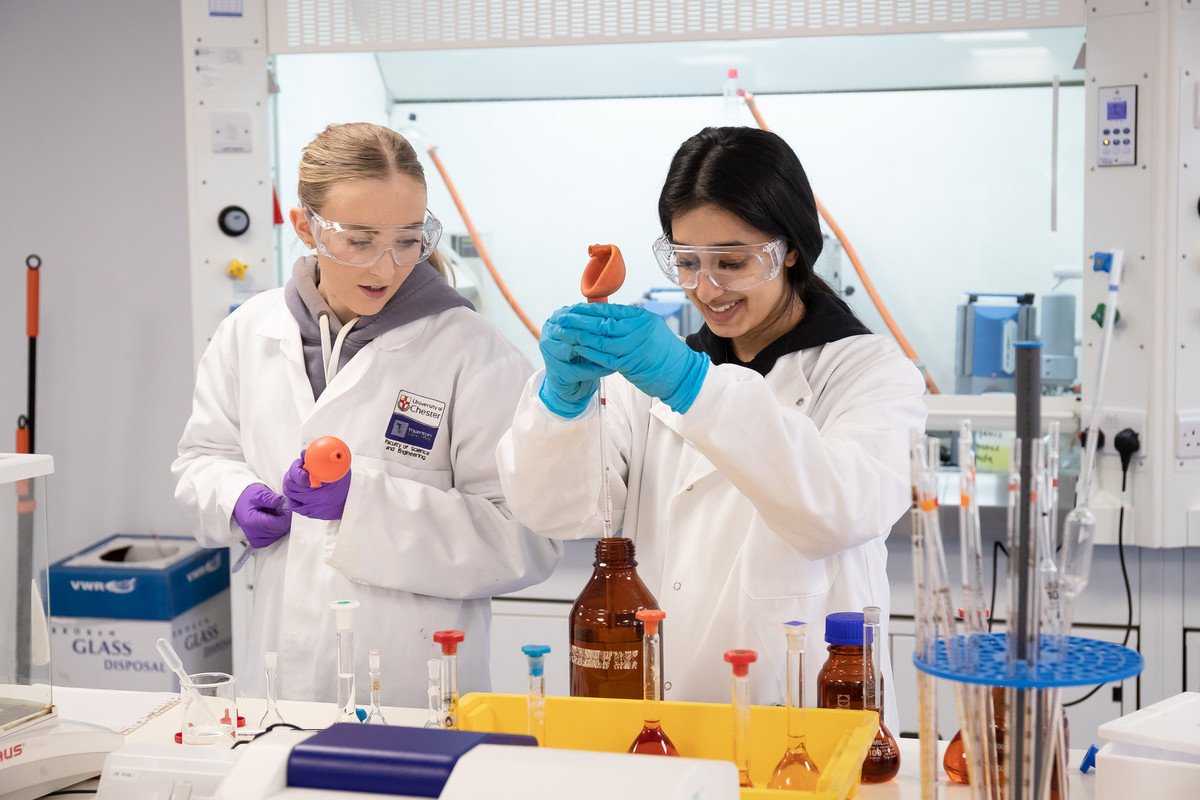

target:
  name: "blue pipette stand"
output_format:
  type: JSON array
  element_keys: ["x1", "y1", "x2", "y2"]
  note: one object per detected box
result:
[{"x1": 913, "y1": 633, "x2": 1142, "y2": 689}]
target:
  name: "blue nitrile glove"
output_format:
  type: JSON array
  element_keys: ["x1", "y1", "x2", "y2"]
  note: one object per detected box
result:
[
  {"x1": 556, "y1": 304, "x2": 709, "y2": 414},
  {"x1": 233, "y1": 484, "x2": 292, "y2": 548},
  {"x1": 537, "y1": 306, "x2": 615, "y2": 418},
  {"x1": 281, "y1": 451, "x2": 351, "y2": 521}
]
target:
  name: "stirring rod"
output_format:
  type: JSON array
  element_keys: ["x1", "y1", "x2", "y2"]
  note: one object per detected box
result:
[{"x1": 156, "y1": 637, "x2": 230, "y2": 737}]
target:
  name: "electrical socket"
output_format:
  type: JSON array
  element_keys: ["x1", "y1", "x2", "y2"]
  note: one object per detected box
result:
[
  {"x1": 1094, "y1": 408, "x2": 1146, "y2": 460},
  {"x1": 1177, "y1": 412, "x2": 1200, "y2": 459}
]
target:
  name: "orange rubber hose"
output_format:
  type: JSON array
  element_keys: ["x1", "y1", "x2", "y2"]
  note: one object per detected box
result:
[
  {"x1": 27, "y1": 267, "x2": 39, "y2": 337},
  {"x1": 743, "y1": 92, "x2": 940, "y2": 394},
  {"x1": 426, "y1": 146, "x2": 542, "y2": 340}
]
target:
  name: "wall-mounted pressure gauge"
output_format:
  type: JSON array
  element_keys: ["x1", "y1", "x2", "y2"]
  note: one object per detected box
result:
[{"x1": 218, "y1": 205, "x2": 250, "y2": 237}]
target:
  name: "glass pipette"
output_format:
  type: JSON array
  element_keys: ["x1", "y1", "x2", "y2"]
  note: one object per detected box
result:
[
  {"x1": 916, "y1": 436, "x2": 980, "y2": 794},
  {"x1": 1004, "y1": 438, "x2": 1024, "y2": 672},
  {"x1": 423, "y1": 658, "x2": 441, "y2": 729},
  {"x1": 598, "y1": 378, "x2": 614, "y2": 538},
  {"x1": 862, "y1": 606, "x2": 901, "y2": 783},
  {"x1": 1058, "y1": 251, "x2": 1124, "y2": 659},
  {"x1": 768, "y1": 621, "x2": 819, "y2": 790},
  {"x1": 522, "y1": 644, "x2": 550, "y2": 746},
  {"x1": 957, "y1": 427, "x2": 1000, "y2": 800},
  {"x1": 724, "y1": 649, "x2": 758, "y2": 788},
  {"x1": 259, "y1": 651, "x2": 285, "y2": 729},
  {"x1": 908, "y1": 431, "x2": 937, "y2": 800},
  {"x1": 365, "y1": 649, "x2": 388, "y2": 725},
  {"x1": 628, "y1": 609, "x2": 678, "y2": 756},
  {"x1": 433, "y1": 630, "x2": 465, "y2": 729},
  {"x1": 330, "y1": 600, "x2": 360, "y2": 724}
]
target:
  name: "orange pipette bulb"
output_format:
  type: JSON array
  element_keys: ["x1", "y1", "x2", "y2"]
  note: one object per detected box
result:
[
  {"x1": 304, "y1": 436, "x2": 351, "y2": 488},
  {"x1": 581, "y1": 244, "x2": 626, "y2": 303}
]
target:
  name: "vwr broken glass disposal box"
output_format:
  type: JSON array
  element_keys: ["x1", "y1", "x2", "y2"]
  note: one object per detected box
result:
[{"x1": 48, "y1": 534, "x2": 232, "y2": 691}]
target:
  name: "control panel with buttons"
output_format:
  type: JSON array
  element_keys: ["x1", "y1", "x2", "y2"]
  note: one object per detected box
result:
[{"x1": 1097, "y1": 84, "x2": 1138, "y2": 167}]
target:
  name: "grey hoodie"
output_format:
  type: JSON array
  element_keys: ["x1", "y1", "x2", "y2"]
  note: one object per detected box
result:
[{"x1": 283, "y1": 255, "x2": 474, "y2": 399}]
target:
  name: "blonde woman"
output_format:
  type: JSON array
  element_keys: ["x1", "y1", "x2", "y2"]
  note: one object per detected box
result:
[{"x1": 174, "y1": 122, "x2": 561, "y2": 704}]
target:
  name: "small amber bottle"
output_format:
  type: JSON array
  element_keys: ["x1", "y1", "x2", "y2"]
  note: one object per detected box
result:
[{"x1": 569, "y1": 537, "x2": 661, "y2": 699}]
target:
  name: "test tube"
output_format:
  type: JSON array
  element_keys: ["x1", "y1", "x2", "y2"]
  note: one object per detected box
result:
[
  {"x1": 433, "y1": 630, "x2": 465, "y2": 729},
  {"x1": 423, "y1": 658, "x2": 442, "y2": 729},
  {"x1": 330, "y1": 600, "x2": 360, "y2": 724},
  {"x1": 259, "y1": 651, "x2": 284, "y2": 729},
  {"x1": 365, "y1": 649, "x2": 388, "y2": 725},
  {"x1": 724, "y1": 649, "x2": 758, "y2": 788},
  {"x1": 521, "y1": 644, "x2": 550, "y2": 745}
]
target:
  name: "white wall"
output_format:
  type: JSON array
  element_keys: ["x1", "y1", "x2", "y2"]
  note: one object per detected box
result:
[
  {"x1": 0, "y1": 0, "x2": 195, "y2": 562},
  {"x1": 274, "y1": 51, "x2": 1085, "y2": 382}
]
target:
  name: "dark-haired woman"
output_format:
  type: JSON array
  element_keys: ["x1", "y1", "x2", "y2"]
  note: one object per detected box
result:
[{"x1": 497, "y1": 127, "x2": 925, "y2": 726}]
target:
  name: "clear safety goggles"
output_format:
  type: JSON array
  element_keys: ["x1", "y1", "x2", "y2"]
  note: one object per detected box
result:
[
  {"x1": 306, "y1": 208, "x2": 442, "y2": 268},
  {"x1": 652, "y1": 235, "x2": 787, "y2": 292}
]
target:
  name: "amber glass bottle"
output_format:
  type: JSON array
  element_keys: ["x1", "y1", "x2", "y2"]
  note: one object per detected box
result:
[
  {"x1": 816, "y1": 611, "x2": 900, "y2": 783},
  {"x1": 569, "y1": 537, "x2": 661, "y2": 699}
]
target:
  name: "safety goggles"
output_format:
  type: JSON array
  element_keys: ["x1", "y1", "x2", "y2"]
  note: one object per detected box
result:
[
  {"x1": 652, "y1": 235, "x2": 787, "y2": 292},
  {"x1": 305, "y1": 208, "x2": 442, "y2": 268}
]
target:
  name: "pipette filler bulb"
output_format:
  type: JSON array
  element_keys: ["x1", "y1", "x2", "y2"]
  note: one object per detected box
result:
[
  {"x1": 580, "y1": 244, "x2": 626, "y2": 303},
  {"x1": 305, "y1": 435, "x2": 351, "y2": 488}
]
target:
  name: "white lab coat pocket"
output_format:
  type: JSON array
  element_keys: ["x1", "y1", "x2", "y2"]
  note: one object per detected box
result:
[
  {"x1": 355, "y1": 452, "x2": 453, "y2": 492},
  {"x1": 739, "y1": 524, "x2": 840, "y2": 600}
]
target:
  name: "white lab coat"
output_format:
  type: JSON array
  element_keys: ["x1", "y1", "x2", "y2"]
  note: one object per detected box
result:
[
  {"x1": 497, "y1": 333, "x2": 926, "y2": 728},
  {"x1": 173, "y1": 289, "x2": 562, "y2": 706}
]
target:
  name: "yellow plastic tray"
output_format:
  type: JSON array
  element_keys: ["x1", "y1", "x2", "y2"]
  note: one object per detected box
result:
[{"x1": 458, "y1": 693, "x2": 877, "y2": 800}]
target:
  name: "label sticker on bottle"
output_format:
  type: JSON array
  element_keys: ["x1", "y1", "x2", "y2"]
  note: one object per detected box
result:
[{"x1": 569, "y1": 645, "x2": 638, "y2": 671}]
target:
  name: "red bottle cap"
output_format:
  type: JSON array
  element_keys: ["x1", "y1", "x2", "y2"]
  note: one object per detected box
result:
[
  {"x1": 304, "y1": 435, "x2": 351, "y2": 488},
  {"x1": 728, "y1": 68, "x2": 738, "y2": 79},
  {"x1": 636, "y1": 608, "x2": 666, "y2": 636},
  {"x1": 724, "y1": 649, "x2": 757, "y2": 677},
  {"x1": 434, "y1": 630, "x2": 465, "y2": 655}
]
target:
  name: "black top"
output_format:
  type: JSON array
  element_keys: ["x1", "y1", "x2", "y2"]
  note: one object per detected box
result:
[{"x1": 686, "y1": 290, "x2": 871, "y2": 377}]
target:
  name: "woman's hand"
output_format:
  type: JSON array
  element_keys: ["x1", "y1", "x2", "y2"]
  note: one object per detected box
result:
[{"x1": 553, "y1": 303, "x2": 709, "y2": 414}]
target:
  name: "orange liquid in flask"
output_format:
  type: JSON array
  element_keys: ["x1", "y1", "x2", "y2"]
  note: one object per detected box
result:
[{"x1": 628, "y1": 609, "x2": 679, "y2": 756}]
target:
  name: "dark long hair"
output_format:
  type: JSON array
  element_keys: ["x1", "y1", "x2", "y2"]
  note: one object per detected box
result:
[{"x1": 658, "y1": 127, "x2": 835, "y2": 300}]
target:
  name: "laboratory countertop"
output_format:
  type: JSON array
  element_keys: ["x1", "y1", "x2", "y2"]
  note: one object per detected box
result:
[{"x1": 54, "y1": 691, "x2": 1098, "y2": 799}]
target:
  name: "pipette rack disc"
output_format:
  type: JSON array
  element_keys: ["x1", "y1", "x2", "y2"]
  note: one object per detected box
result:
[{"x1": 914, "y1": 633, "x2": 1142, "y2": 688}]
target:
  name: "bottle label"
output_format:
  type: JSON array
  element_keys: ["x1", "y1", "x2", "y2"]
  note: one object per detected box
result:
[{"x1": 569, "y1": 645, "x2": 638, "y2": 671}]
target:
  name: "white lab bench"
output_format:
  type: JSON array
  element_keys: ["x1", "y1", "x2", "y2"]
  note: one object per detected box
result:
[{"x1": 48, "y1": 690, "x2": 1099, "y2": 799}]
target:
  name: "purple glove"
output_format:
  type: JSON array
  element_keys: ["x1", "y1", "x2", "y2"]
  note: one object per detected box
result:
[
  {"x1": 281, "y1": 452, "x2": 351, "y2": 521},
  {"x1": 233, "y1": 484, "x2": 292, "y2": 548}
]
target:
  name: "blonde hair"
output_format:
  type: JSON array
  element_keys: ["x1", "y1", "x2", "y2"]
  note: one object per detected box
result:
[{"x1": 297, "y1": 122, "x2": 449, "y2": 280}]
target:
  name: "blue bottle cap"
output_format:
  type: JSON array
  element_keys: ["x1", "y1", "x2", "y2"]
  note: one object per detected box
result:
[{"x1": 824, "y1": 611, "x2": 873, "y2": 646}]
